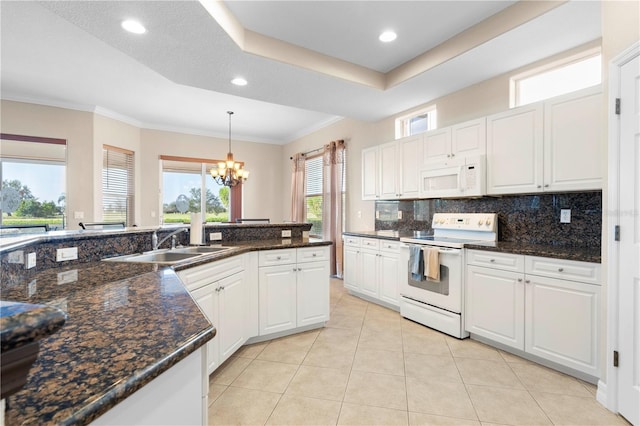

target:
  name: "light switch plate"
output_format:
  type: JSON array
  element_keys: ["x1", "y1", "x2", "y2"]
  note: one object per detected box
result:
[
  {"x1": 210, "y1": 232, "x2": 222, "y2": 241},
  {"x1": 560, "y1": 209, "x2": 571, "y2": 223},
  {"x1": 56, "y1": 247, "x2": 78, "y2": 262},
  {"x1": 282, "y1": 229, "x2": 292, "y2": 238},
  {"x1": 26, "y1": 252, "x2": 36, "y2": 269},
  {"x1": 397, "y1": 210, "x2": 403, "y2": 219}
]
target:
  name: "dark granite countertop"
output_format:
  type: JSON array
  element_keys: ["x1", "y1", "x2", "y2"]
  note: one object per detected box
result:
[
  {"x1": 0, "y1": 237, "x2": 330, "y2": 425},
  {"x1": 464, "y1": 241, "x2": 601, "y2": 264},
  {"x1": 0, "y1": 301, "x2": 66, "y2": 353},
  {"x1": 342, "y1": 231, "x2": 599, "y2": 263}
]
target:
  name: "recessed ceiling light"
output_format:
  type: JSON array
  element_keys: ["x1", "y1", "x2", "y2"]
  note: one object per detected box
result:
[
  {"x1": 231, "y1": 77, "x2": 248, "y2": 86},
  {"x1": 121, "y1": 19, "x2": 146, "y2": 34},
  {"x1": 379, "y1": 31, "x2": 397, "y2": 43}
]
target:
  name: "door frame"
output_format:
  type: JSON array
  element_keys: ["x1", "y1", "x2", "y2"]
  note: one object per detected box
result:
[{"x1": 602, "y1": 40, "x2": 640, "y2": 413}]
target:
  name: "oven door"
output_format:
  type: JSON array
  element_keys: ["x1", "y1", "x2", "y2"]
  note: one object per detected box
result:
[{"x1": 399, "y1": 243, "x2": 463, "y2": 313}]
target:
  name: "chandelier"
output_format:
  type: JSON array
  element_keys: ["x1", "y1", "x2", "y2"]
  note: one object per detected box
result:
[{"x1": 210, "y1": 111, "x2": 249, "y2": 187}]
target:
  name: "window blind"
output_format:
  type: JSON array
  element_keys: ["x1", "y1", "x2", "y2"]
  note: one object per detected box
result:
[
  {"x1": 103, "y1": 145, "x2": 134, "y2": 226},
  {"x1": 305, "y1": 155, "x2": 323, "y2": 237}
]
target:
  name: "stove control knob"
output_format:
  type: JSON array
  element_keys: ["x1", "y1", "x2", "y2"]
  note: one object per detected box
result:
[
  {"x1": 477, "y1": 219, "x2": 483, "y2": 226},
  {"x1": 485, "y1": 218, "x2": 492, "y2": 226}
]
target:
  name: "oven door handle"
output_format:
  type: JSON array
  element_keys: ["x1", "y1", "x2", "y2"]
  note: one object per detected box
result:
[{"x1": 401, "y1": 244, "x2": 462, "y2": 255}]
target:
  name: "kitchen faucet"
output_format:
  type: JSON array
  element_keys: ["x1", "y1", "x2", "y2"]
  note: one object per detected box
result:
[{"x1": 152, "y1": 228, "x2": 188, "y2": 250}]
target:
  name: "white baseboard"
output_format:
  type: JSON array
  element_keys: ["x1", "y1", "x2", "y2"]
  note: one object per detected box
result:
[{"x1": 596, "y1": 380, "x2": 608, "y2": 408}]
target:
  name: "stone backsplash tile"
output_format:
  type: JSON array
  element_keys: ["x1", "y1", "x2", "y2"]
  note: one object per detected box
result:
[{"x1": 375, "y1": 191, "x2": 601, "y2": 248}]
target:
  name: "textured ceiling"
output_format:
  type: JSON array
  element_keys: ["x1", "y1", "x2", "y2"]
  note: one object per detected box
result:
[{"x1": 0, "y1": 1, "x2": 601, "y2": 144}]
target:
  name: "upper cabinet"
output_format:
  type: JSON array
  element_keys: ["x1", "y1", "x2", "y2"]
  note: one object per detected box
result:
[
  {"x1": 487, "y1": 87, "x2": 603, "y2": 195},
  {"x1": 422, "y1": 118, "x2": 486, "y2": 167},
  {"x1": 362, "y1": 135, "x2": 421, "y2": 200}
]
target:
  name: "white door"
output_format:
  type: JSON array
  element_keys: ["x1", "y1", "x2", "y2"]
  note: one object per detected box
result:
[
  {"x1": 378, "y1": 251, "x2": 399, "y2": 306},
  {"x1": 398, "y1": 135, "x2": 421, "y2": 198},
  {"x1": 422, "y1": 128, "x2": 452, "y2": 165},
  {"x1": 218, "y1": 271, "x2": 247, "y2": 362},
  {"x1": 360, "y1": 248, "x2": 379, "y2": 298},
  {"x1": 297, "y1": 260, "x2": 330, "y2": 326},
  {"x1": 190, "y1": 284, "x2": 219, "y2": 374},
  {"x1": 258, "y1": 264, "x2": 297, "y2": 335},
  {"x1": 361, "y1": 146, "x2": 379, "y2": 200},
  {"x1": 525, "y1": 275, "x2": 599, "y2": 377},
  {"x1": 379, "y1": 141, "x2": 399, "y2": 198},
  {"x1": 451, "y1": 118, "x2": 486, "y2": 158},
  {"x1": 465, "y1": 265, "x2": 525, "y2": 350},
  {"x1": 343, "y1": 246, "x2": 360, "y2": 291},
  {"x1": 617, "y1": 53, "x2": 640, "y2": 426},
  {"x1": 486, "y1": 104, "x2": 543, "y2": 195}
]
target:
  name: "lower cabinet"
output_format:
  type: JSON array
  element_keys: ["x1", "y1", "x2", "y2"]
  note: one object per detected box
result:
[
  {"x1": 342, "y1": 236, "x2": 400, "y2": 308},
  {"x1": 258, "y1": 246, "x2": 330, "y2": 336},
  {"x1": 178, "y1": 256, "x2": 247, "y2": 374},
  {"x1": 465, "y1": 249, "x2": 601, "y2": 377}
]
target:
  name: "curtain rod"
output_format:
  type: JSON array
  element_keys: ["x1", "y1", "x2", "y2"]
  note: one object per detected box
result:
[{"x1": 290, "y1": 146, "x2": 323, "y2": 160}]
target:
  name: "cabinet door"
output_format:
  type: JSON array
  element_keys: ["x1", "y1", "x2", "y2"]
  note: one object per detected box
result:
[
  {"x1": 190, "y1": 284, "x2": 220, "y2": 374},
  {"x1": 218, "y1": 271, "x2": 247, "y2": 363},
  {"x1": 421, "y1": 128, "x2": 452, "y2": 165},
  {"x1": 259, "y1": 264, "x2": 297, "y2": 335},
  {"x1": 465, "y1": 265, "x2": 525, "y2": 350},
  {"x1": 343, "y1": 246, "x2": 360, "y2": 292},
  {"x1": 378, "y1": 251, "x2": 399, "y2": 307},
  {"x1": 398, "y1": 135, "x2": 421, "y2": 198},
  {"x1": 379, "y1": 141, "x2": 399, "y2": 199},
  {"x1": 297, "y1": 260, "x2": 330, "y2": 326},
  {"x1": 452, "y1": 118, "x2": 486, "y2": 157},
  {"x1": 487, "y1": 104, "x2": 543, "y2": 195},
  {"x1": 361, "y1": 146, "x2": 379, "y2": 200},
  {"x1": 544, "y1": 88, "x2": 603, "y2": 191},
  {"x1": 525, "y1": 275, "x2": 599, "y2": 376},
  {"x1": 360, "y1": 249, "x2": 379, "y2": 298}
]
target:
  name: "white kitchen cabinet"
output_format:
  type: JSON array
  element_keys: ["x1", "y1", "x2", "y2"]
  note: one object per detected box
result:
[
  {"x1": 465, "y1": 249, "x2": 601, "y2": 378},
  {"x1": 259, "y1": 263, "x2": 298, "y2": 335},
  {"x1": 361, "y1": 135, "x2": 420, "y2": 200},
  {"x1": 379, "y1": 141, "x2": 399, "y2": 199},
  {"x1": 525, "y1": 274, "x2": 600, "y2": 377},
  {"x1": 361, "y1": 146, "x2": 379, "y2": 200},
  {"x1": 422, "y1": 118, "x2": 486, "y2": 166},
  {"x1": 543, "y1": 87, "x2": 603, "y2": 192},
  {"x1": 466, "y1": 264, "x2": 525, "y2": 350},
  {"x1": 487, "y1": 88, "x2": 603, "y2": 195},
  {"x1": 341, "y1": 236, "x2": 400, "y2": 308},
  {"x1": 179, "y1": 257, "x2": 248, "y2": 374},
  {"x1": 487, "y1": 104, "x2": 544, "y2": 195},
  {"x1": 258, "y1": 246, "x2": 330, "y2": 336}
]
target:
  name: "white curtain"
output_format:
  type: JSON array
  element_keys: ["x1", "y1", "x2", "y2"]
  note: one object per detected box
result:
[
  {"x1": 290, "y1": 153, "x2": 305, "y2": 223},
  {"x1": 322, "y1": 140, "x2": 345, "y2": 277}
]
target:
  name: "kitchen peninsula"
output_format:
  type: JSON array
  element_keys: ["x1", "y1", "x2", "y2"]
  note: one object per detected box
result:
[{"x1": 0, "y1": 222, "x2": 330, "y2": 425}]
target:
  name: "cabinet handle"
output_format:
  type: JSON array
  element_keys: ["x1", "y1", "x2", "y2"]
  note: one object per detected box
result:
[
  {"x1": 276, "y1": 256, "x2": 282, "y2": 260},
  {"x1": 490, "y1": 259, "x2": 495, "y2": 263},
  {"x1": 525, "y1": 280, "x2": 531, "y2": 284},
  {"x1": 451, "y1": 153, "x2": 455, "y2": 157},
  {"x1": 558, "y1": 268, "x2": 564, "y2": 272},
  {"x1": 537, "y1": 185, "x2": 542, "y2": 189},
  {"x1": 446, "y1": 154, "x2": 451, "y2": 158},
  {"x1": 517, "y1": 278, "x2": 523, "y2": 282},
  {"x1": 544, "y1": 184, "x2": 549, "y2": 188},
  {"x1": 312, "y1": 253, "x2": 317, "y2": 257}
]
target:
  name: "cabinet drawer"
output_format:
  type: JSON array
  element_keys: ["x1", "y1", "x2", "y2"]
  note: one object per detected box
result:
[
  {"x1": 466, "y1": 250, "x2": 524, "y2": 272},
  {"x1": 525, "y1": 256, "x2": 601, "y2": 285},
  {"x1": 178, "y1": 256, "x2": 244, "y2": 291},
  {"x1": 343, "y1": 236, "x2": 361, "y2": 247},
  {"x1": 259, "y1": 248, "x2": 296, "y2": 266},
  {"x1": 379, "y1": 240, "x2": 400, "y2": 253},
  {"x1": 361, "y1": 238, "x2": 380, "y2": 249},
  {"x1": 297, "y1": 246, "x2": 329, "y2": 263}
]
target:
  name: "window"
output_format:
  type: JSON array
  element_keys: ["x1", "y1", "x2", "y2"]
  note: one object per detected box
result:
[
  {"x1": 0, "y1": 134, "x2": 67, "y2": 232},
  {"x1": 511, "y1": 50, "x2": 601, "y2": 107},
  {"x1": 102, "y1": 145, "x2": 134, "y2": 226},
  {"x1": 161, "y1": 156, "x2": 237, "y2": 224},
  {"x1": 395, "y1": 105, "x2": 437, "y2": 139},
  {"x1": 305, "y1": 155, "x2": 323, "y2": 236},
  {"x1": 304, "y1": 150, "x2": 347, "y2": 238}
]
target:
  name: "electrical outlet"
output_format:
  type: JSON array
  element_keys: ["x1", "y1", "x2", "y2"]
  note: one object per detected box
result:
[
  {"x1": 282, "y1": 229, "x2": 292, "y2": 238},
  {"x1": 397, "y1": 210, "x2": 403, "y2": 220},
  {"x1": 26, "y1": 252, "x2": 36, "y2": 269},
  {"x1": 357, "y1": 211, "x2": 362, "y2": 219},
  {"x1": 210, "y1": 232, "x2": 222, "y2": 241},
  {"x1": 56, "y1": 247, "x2": 78, "y2": 262},
  {"x1": 74, "y1": 211, "x2": 84, "y2": 219},
  {"x1": 375, "y1": 211, "x2": 380, "y2": 219},
  {"x1": 302, "y1": 231, "x2": 310, "y2": 239},
  {"x1": 8, "y1": 250, "x2": 24, "y2": 264},
  {"x1": 57, "y1": 269, "x2": 78, "y2": 285},
  {"x1": 560, "y1": 209, "x2": 571, "y2": 223}
]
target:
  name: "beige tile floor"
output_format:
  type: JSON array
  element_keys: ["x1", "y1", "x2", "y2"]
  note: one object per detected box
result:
[{"x1": 208, "y1": 279, "x2": 628, "y2": 425}]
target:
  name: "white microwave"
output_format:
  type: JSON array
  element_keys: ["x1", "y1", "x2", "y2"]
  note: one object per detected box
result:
[{"x1": 419, "y1": 156, "x2": 485, "y2": 198}]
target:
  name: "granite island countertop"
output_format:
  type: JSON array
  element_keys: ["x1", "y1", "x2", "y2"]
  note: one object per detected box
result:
[
  {"x1": 342, "y1": 231, "x2": 600, "y2": 263},
  {"x1": 1, "y1": 237, "x2": 331, "y2": 425}
]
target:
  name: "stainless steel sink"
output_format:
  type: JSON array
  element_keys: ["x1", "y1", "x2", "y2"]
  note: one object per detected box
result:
[
  {"x1": 103, "y1": 246, "x2": 230, "y2": 265},
  {"x1": 174, "y1": 246, "x2": 229, "y2": 254}
]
